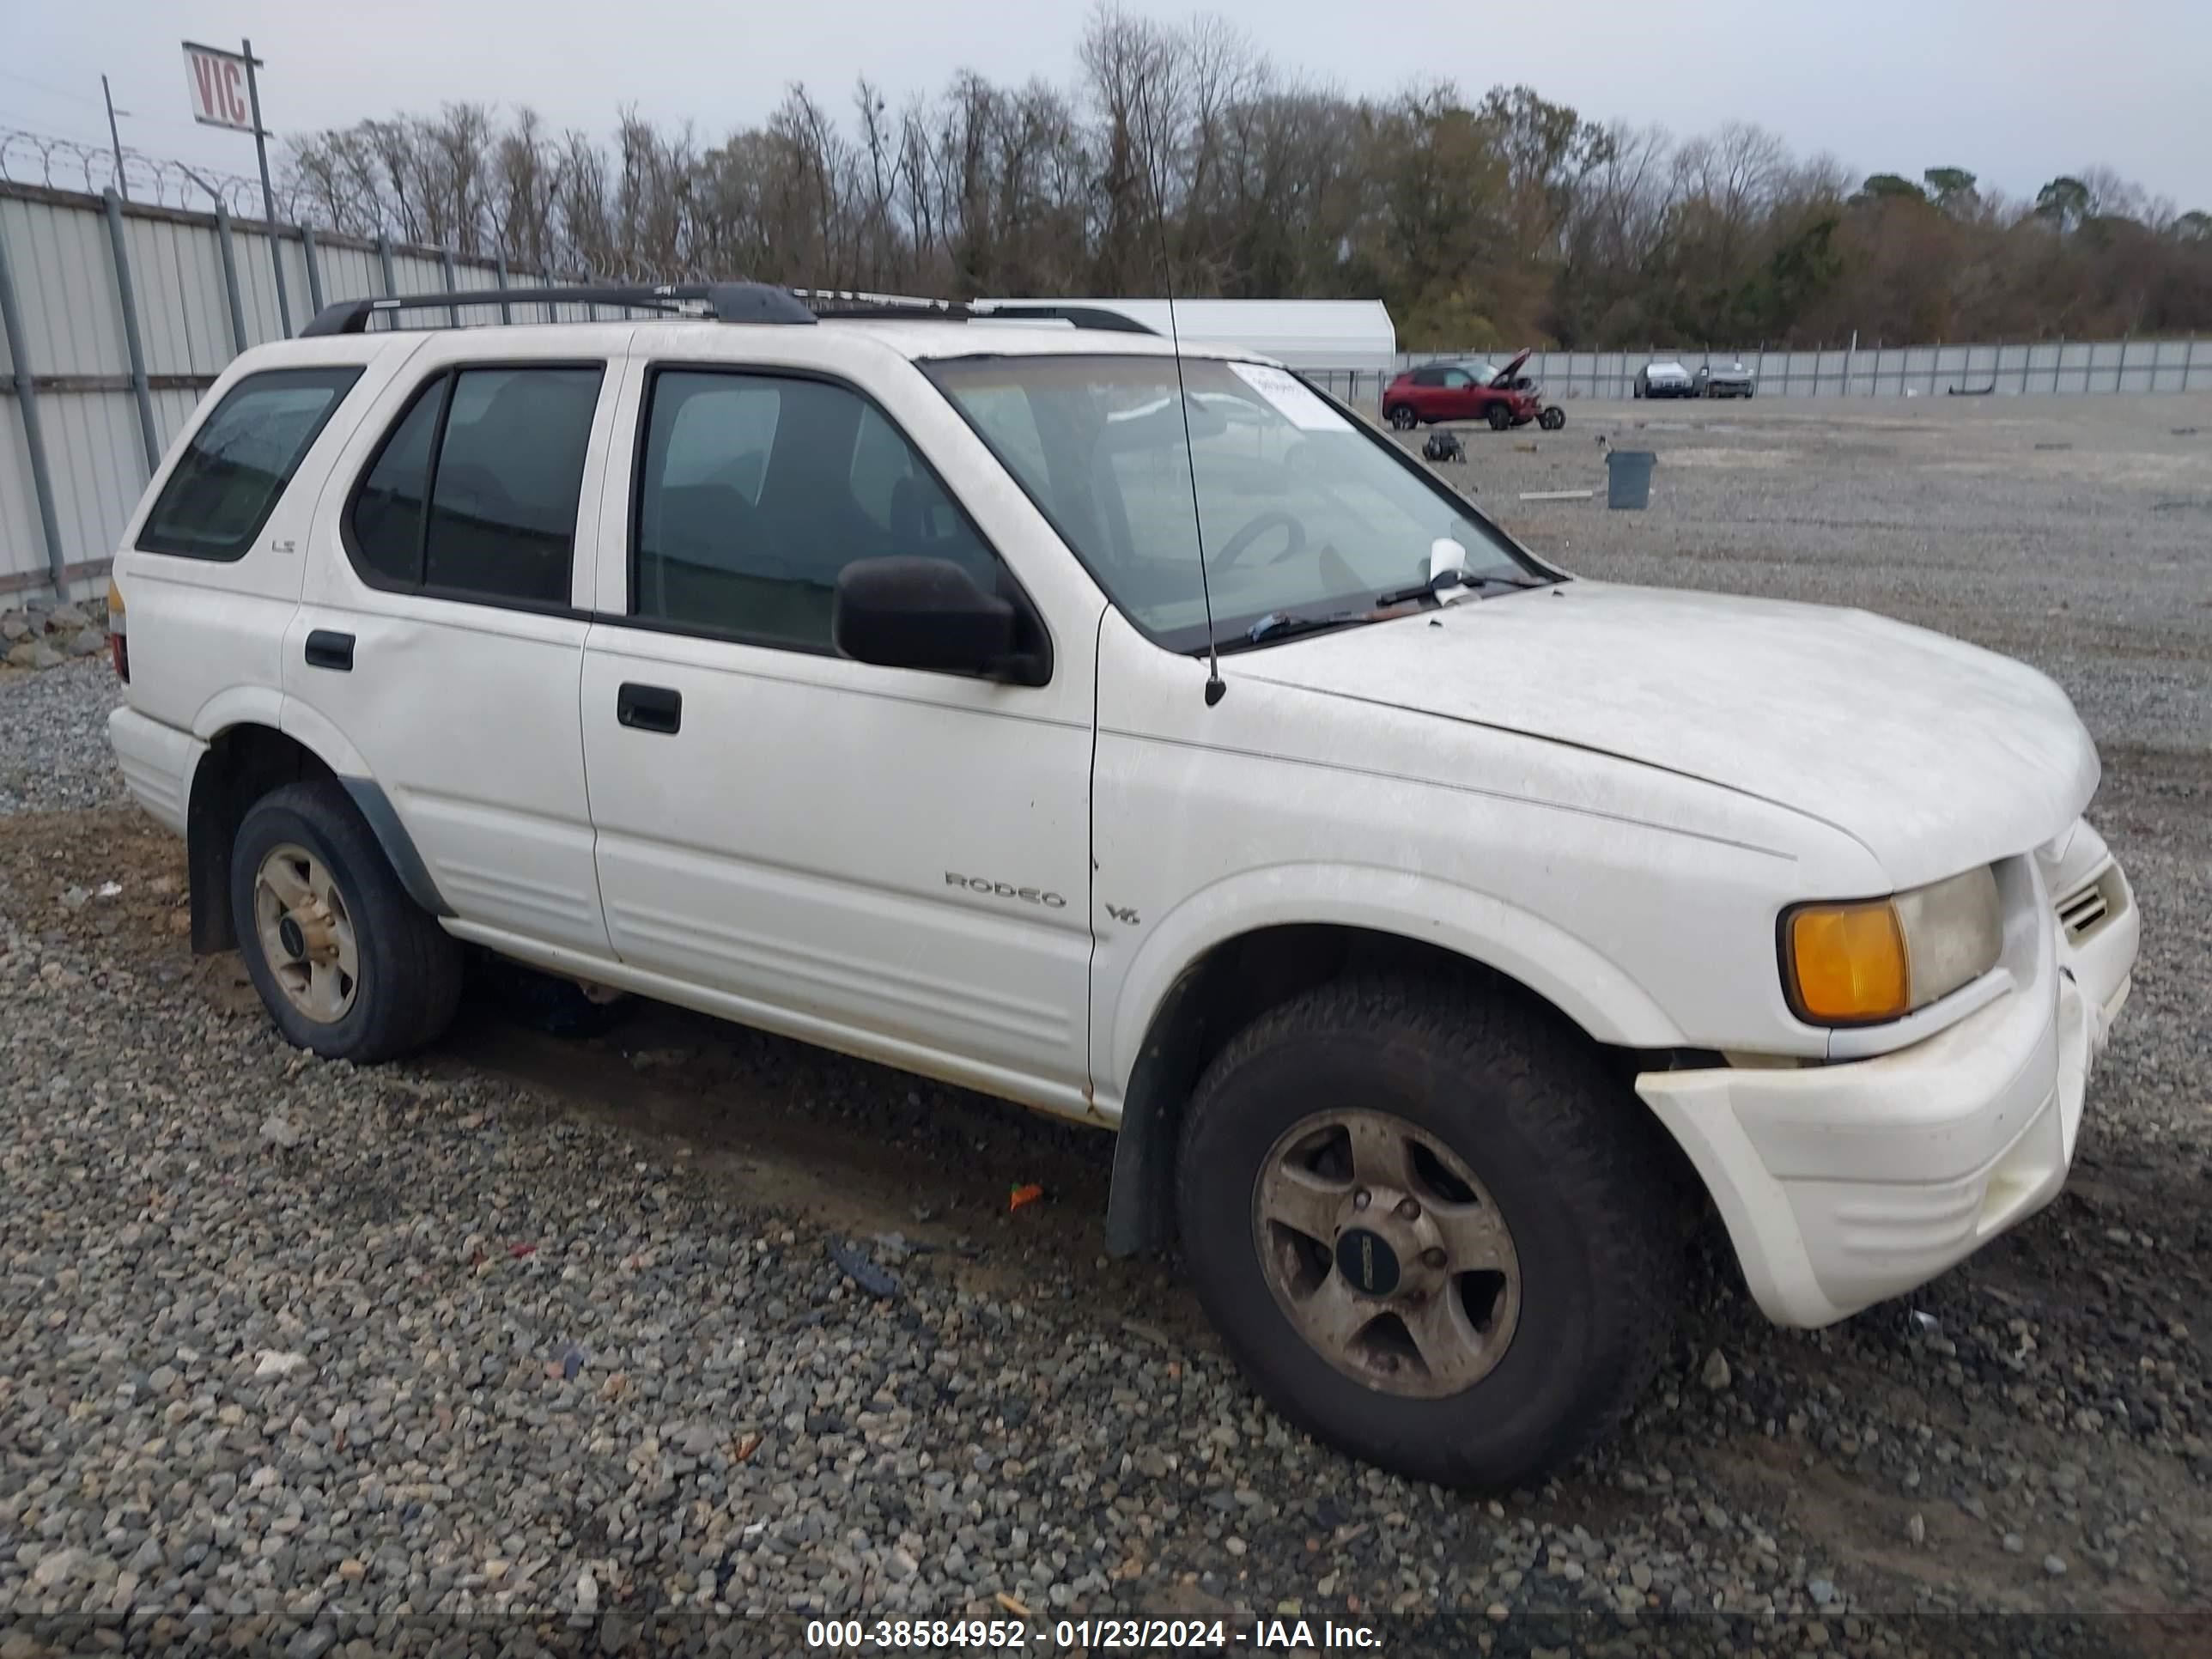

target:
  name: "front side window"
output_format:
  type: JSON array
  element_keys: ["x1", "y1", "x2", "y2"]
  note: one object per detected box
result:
[
  {"x1": 632, "y1": 368, "x2": 1005, "y2": 653},
  {"x1": 926, "y1": 355, "x2": 1541, "y2": 651},
  {"x1": 138, "y1": 368, "x2": 362, "y2": 560},
  {"x1": 345, "y1": 364, "x2": 602, "y2": 605}
]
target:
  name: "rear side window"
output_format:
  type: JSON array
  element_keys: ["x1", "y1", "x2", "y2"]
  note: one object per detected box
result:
[
  {"x1": 352, "y1": 380, "x2": 443, "y2": 585},
  {"x1": 137, "y1": 368, "x2": 361, "y2": 560},
  {"x1": 344, "y1": 364, "x2": 602, "y2": 607}
]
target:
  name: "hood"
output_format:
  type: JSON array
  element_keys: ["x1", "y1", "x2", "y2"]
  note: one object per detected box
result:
[
  {"x1": 1492, "y1": 348, "x2": 1534, "y2": 384},
  {"x1": 1234, "y1": 581, "x2": 2097, "y2": 890}
]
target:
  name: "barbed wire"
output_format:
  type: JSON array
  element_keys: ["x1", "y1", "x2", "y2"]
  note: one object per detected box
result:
[{"x1": 0, "y1": 125, "x2": 309, "y2": 220}]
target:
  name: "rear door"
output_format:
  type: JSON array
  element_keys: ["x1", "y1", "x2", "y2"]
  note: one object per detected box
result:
[
  {"x1": 1407, "y1": 366, "x2": 1446, "y2": 420},
  {"x1": 284, "y1": 327, "x2": 629, "y2": 954}
]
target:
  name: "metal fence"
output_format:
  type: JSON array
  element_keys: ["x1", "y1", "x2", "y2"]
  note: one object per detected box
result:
[
  {"x1": 8, "y1": 167, "x2": 2210, "y2": 600},
  {"x1": 0, "y1": 180, "x2": 586, "y2": 600},
  {"x1": 1309, "y1": 337, "x2": 2209, "y2": 411}
]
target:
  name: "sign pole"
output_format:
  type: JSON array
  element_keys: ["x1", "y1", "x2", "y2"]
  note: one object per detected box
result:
[
  {"x1": 102, "y1": 75, "x2": 130, "y2": 200},
  {"x1": 241, "y1": 37, "x2": 291, "y2": 336}
]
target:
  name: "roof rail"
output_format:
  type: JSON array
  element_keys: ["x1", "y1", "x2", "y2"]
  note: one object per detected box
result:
[
  {"x1": 298, "y1": 281, "x2": 816, "y2": 337},
  {"x1": 971, "y1": 302, "x2": 1158, "y2": 336},
  {"x1": 800, "y1": 291, "x2": 1158, "y2": 336},
  {"x1": 299, "y1": 281, "x2": 1162, "y2": 339}
]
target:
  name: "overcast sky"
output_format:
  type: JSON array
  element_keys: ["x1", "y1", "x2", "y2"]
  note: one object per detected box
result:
[{"x1": 5, "y1": 0, "x2": 2208, "y2": 212}]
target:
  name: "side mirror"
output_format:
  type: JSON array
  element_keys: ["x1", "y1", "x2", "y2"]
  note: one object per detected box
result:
[{"x1": 834, "y1": 556, "x2": 1040, "y2": 682}]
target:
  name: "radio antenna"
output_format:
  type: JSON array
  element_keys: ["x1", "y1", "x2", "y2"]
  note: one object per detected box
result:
[{"x1": 1147, "y1": 156, "x2": 1225, "y2": 706}]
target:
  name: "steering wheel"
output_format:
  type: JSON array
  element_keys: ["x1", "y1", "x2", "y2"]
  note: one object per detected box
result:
[{"x1": 1206, "y1": 508, "x2": 1307, "y2": 570}]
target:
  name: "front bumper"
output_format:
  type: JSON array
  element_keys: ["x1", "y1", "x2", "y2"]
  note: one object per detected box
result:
[{"x1": 1638, "y1": 827, "x2": 2136, "y2": 1328}]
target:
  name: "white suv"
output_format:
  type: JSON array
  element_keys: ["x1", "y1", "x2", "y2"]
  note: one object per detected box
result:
[{"x1": 106, "y1": 283, "x2": 2137, "y2": 1489}]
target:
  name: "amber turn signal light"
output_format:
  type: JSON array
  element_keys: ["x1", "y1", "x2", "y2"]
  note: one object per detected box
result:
[{"x1": 1785, "y1": 901, "x2": 1909, "y2": 1024}]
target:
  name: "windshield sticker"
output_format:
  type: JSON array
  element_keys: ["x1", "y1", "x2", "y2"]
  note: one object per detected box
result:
[{"x1": 1229, "y1": 362, "x2": 1352, "y2": 432}]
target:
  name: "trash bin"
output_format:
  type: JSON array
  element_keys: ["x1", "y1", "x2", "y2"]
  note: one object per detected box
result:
[{"x1": 1606, "y1": 449, "x2": 1656, "y2": 510}]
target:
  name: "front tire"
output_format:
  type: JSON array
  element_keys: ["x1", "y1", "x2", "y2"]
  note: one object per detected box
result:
[
  {"x1": 1176, "y1": 975, "x2": 1682, "y2": 1490},
  {"x1": 1486, "y1": 405, "x2": 1512, "y2": 431},
  {"x1": 231, "y1": 781, "x2": 464, "y2": 1063}
]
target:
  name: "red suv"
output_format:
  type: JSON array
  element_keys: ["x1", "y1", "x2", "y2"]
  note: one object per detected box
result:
[{"x1": 1383, "y1": 349, "x2": 1563, "y2": 432}]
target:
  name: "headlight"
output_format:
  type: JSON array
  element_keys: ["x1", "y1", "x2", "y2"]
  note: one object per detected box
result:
[{"x1": 1783, "y1": 866, "x2": 2002, "y2": 1025}]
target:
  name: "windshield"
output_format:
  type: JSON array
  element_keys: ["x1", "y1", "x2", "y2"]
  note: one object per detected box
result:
[{"x1": 924, "y1": 355, "x2": 1540, "y2": 651}]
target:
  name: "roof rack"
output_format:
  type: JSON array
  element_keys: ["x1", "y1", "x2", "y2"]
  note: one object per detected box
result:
[
  {"x1": 797, "y1": 289, "x2": 1158, "y2": 335},
  {"x1": 300, "y1": 282, "x2": 1161, "y2": 338},
  {"x1": 299, "y1": 282, "x2": 817, "y2": 337}
]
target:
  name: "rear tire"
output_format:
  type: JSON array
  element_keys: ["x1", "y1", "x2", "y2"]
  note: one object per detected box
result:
[
  {"x1": 231, "y1": 781, "x2": 463, "y2": 1063},
  {"x1": 1176, "y1": 975, "x2": 1682, "y2": 1490},
  {"x1": 1386, "y1": 404, "x2": 1419, "y2": 430}
]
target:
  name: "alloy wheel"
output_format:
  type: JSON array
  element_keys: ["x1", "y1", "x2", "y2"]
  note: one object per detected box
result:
[
  {"x1": 252, "y1": 842, "x2": 360, "y2": 1023},
  {"x1": 1253, "y1": 1108, "x2": 1521, "y2": 1398}
]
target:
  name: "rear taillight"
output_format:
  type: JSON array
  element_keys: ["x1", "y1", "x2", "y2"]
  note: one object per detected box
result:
[{"x1": 106, "y1": 576, "x2": 128, "y2": 683}]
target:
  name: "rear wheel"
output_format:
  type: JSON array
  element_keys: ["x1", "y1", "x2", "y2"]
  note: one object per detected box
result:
[
  {"x1": 1386, "y1": 404, "x2": 1419, "y2": 431},
  {"x1": 1176, "y1": 975, "x2": 1683, "y2": 1490},
  {"x1": 231, "y1": 781, "x2": 463, "y2": 1063}
]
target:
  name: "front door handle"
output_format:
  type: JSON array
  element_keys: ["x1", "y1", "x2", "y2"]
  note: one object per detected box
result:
[
  {"x1": 305, "y1": 629, "x2": 354, "y2": 672},
  {"x1": 617, "y1": 682, "x2": 683, "y2": 734}
]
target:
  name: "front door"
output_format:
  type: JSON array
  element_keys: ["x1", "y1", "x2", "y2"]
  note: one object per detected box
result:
[
  {"x1": 286, "y1": 331, "x2": 625, "y2": 955},
  {"x1": 577, "y1": 354, "x2": 1098, "y2": 1112}
]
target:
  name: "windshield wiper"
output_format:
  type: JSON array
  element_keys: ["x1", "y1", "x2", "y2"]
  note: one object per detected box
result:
[
  {"x1": 1221, "y1": 609, "x2": 1373, "y2": 651},
  {"x1": 1373, "y1": 569, "x2": 1547, "y2": 609}
]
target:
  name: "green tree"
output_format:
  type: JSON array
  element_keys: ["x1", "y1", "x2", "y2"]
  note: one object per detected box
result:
[
  {"x1": 1923, "y1": 167, "x2": 1978, "y2": 214},
  {"x1": 2035, "y1": 175, "x2": 2093, "y2": 231},
  {"x1": 1853, "y1": 173, "x2": 1927, "y2": 204}
]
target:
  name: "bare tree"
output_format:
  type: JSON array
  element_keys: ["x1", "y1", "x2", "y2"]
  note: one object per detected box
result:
[{"x1": 276, "y1": 21, "x2": 2212, "y2": 346}]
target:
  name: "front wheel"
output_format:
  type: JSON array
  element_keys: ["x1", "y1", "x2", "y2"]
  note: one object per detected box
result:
[
  {"x1": 1539, "y1": 407, "x2": 1566, "y2": 431},
  {"x1": 231, "y1": 781, "x2": 464, "y2": 1063},
  {"x1": 1486, "y1": 405, "x2": 1512, "y2": 431},
  {"x1": 1176, "y1": 976, "x2": 1682, "y2": 1489},
  {"x1": 1386, "y1": 404, "x2": 1419, "y2": 430}
]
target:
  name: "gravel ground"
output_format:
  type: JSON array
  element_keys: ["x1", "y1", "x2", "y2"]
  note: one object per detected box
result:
[
  {"x1": 0, "y1": 659, "x2": 124, "y2": 817},
  {"x1": 3, "y1": 396, "x2": 2209, "y2": 1656}
]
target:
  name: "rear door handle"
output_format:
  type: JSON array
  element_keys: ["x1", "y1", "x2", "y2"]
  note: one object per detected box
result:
[
  {"x1": 617, "y1": 682, "x2": 683, "y2": 734},
  {"x1": 305, "y1": 629, "x2": 354, "y2": 672}
]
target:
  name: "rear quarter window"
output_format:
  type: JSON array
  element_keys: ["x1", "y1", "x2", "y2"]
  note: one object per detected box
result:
[{"x1": 137, "y1": 367, "x2": 362, "y2": 560}]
